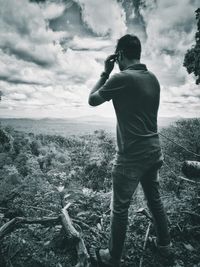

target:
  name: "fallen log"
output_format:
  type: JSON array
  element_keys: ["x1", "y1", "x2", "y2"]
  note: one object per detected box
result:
[
  {"x1": 182, "y1": 161, "x2": 200, "y2": 179},
  {"x1": 164, "y1": 160, "x2": 200, "y2": 184}
]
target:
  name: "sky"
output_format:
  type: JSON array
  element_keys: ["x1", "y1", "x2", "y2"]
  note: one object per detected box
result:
[{"x1": 0, "y1": 0, "x2": 199, "y2": 119}]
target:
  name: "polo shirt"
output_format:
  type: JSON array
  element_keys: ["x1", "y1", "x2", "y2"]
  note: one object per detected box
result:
[{"x1": 98, "y1": 64, "x2": 163, "y2": 170}]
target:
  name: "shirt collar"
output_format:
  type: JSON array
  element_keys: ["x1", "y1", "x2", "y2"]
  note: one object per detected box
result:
[{"x1": 126, "y1": 63, "x2": 147, "y2": 71}]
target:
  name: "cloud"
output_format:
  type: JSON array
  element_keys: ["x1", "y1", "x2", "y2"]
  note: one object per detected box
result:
[
  {"x1": 41, "y1": 2, "x2": 66, "y2": 20},
  {"x1": 0, "y1": 41, "x2": 57, "y2": 67},
  {"x1": 160, "y1": 76, "x2": 200, "y2": 117},
  {"x1": 119, "y1": 0, "x2": 147, "y2": 42},
  {"x1": 0, "y1": 0, "x2": 199, "y2": 119},
  {"x1": 0, "y1": 79, "x2": 89, "y2": 119},
  {"x1": 74, "y1": 0, "x2": 127, "y2": 39},
  {"x1": 140, "y1": 0, "x2": 199, "y2": 88},
  {"x1": 0, "y1": 75, "x2": 43, "y2": 86},
  {"x1": 10, "y1": 93, "x2": 27, "y2": 101},
  {"x1": 69, "y1": 36, "x2": 112, "y2": 51},
  {"x1": 0, "y1": 0, "x2": 105, "y2": 84},
  {"x1": 142, "y1": 0, "x2": 198, "y2": 54},
  {"x1": 0, "y1": 49, "x2": 54, "y2": 86},
  {"x1": 0, "y1": 0, "x2": 68, "y2": 67}
]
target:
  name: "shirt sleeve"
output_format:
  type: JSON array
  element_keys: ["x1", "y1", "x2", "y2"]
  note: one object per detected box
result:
[{"x1": 98, "y1": 73, "x2": 126, "y2": 101}]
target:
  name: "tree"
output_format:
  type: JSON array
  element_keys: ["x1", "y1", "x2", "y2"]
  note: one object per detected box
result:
[{"x1": 184, "y1": 8, "x2": 200, "y2": 84}]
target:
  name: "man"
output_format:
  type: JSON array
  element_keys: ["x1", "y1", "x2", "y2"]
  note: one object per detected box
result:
[{"x1": 88, "y1": 34, "x2": 171, "y2": 267}]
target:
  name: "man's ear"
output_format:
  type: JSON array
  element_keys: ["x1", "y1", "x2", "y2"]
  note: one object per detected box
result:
[{"x1": 118, "y1": 50, "x2": 123, "y2": 61}]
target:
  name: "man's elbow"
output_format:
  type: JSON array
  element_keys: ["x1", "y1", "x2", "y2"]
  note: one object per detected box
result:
[
  {"x1": 88, "y1": 96, "x2": 97, "y2": 106},
  {"x1": 88, "y1": 96, "x2": 95, "y2": 107},
  {"x1": 88, "y1": 92, "x2": 105, "y2": 106}
]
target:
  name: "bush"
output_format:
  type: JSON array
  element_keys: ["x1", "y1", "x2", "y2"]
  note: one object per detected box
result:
[{"x1": 159, "y1": 118, "x2": 200, "y2": 197}]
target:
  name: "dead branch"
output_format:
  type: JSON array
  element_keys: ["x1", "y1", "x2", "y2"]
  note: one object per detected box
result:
[
  {"x1": 181, "y1": 211, "x2": 200, "y2": 219},
  {"x1": 72, "y1": 218, "x2": 104, "y2": 238},
  {"x1": 176, "y1": 223, "x2": 183, "y2": 233},
  {"x1": 0, "y1": 201, "x2": 91, "y2": 267},
  {"x1": 137, "y1": 208, "x2": 153, "y2": 222},
  {"x1": 177, "y1": 175, "x2": 200, "y2": 184},
  {"x1": 139, "y1": 222, "x2": 151, "y2": 267},
  {"x1": 22, "y1": 205, "x2": 57, "y2": 214},
  {"x1": 75, "y1": 238, "x2": 90, "y2": 267},
  {"x1": 61, "y1": 206, "x2": 90, "y2": 267},
  {"x1": 21, "y1": 216, "x2": 60, "y2": 225},
  {"x1": 164, "y1": 160, "x2": 200, "y2": 184},
  {"x1": 0, "y1": 218, "x2": 19, "y2": 240},
  {"x1": 186, "y1": 225, "x2": 200, "y2": 231},
  {"x1": 61, "y1": 206, "x2": 80, "y2": 241},
  {"x1": 0, "y1": 216, "x2": 60, "y2": 240}
]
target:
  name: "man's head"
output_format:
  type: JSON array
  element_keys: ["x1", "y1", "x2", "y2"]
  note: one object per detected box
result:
[{"x1": 115, "y1": 34, "x2": 141, "y2": 70}]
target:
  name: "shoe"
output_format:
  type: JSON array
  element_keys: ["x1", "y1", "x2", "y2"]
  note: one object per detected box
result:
[
  {"x1": 153, "y1": 238, "x2": 174, "y2": 258},
  {"x1": 89, "y1": 246, "x2": 99, "y2": 267},
  {"x1": 89, "y1": 247, "x2": 120, "y2": 267}
]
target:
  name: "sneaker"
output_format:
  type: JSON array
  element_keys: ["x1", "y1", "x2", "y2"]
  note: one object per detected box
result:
[
  {"x1": 89, "y1": 247, "x2": 120, "y2": 267},
  {"x1": 153, "y1": 239, "x2": 174, "y2": 258}
]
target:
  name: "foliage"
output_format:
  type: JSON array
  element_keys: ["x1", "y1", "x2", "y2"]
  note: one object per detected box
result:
[
  {"x1": 184, "y1": 8, "x2": 200, "y2": 84},
  {"x1": 159, "y1": 118, "x2": 200, "y2": 194},
  {"x1": 0, "y1": 119, "x2": 200, "y2": 267}
]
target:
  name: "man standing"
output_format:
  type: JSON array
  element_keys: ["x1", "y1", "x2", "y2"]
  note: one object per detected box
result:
[{"x1": 88, "y1": 34, "x2": 171, "y2": 267}]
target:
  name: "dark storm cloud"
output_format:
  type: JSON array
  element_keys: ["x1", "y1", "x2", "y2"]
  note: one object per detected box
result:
[
  {"x1": 30, "y1": 0, "x2": 46, "y2": 3},
  {"x1": 119, "y1": 0, "x2": 148, "y2": 41},
  {"x1": 182, "y1": 93, "x2": 200, "y2": 99},
  {"x1": 49, "y1": 1, "x2": 95, "y2": 37},
  {"x1": 164, "y1": 101, "x2": 181, "y2": 104},
  {"x1": 0, "y1": 74, "x2": 47, "y2": 86},
  {"x1": 1, "y1": 45, "x2": 54, "y2": 67}
]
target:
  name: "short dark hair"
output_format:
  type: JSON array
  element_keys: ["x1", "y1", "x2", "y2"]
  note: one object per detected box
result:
[{"x1": 115, "y1": 34, "x2": 141, "y2": 60}]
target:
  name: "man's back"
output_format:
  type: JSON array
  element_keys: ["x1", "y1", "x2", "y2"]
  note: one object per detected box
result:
[{"x1": 99, "y1": 63, "x2": 163, "y2": 167}]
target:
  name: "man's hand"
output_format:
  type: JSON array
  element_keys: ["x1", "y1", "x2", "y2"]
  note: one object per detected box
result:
[
  {"x1": 104, "y1": 54, "x2": 116, "y2": 75},
  {"x1": 88, "y1": 54, "x2": 116, "y2": 106}
]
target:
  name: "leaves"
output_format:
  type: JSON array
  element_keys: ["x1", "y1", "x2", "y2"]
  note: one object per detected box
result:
[
  {"x1": 183, "y1": 243, "x2": 195, "y2": 252},
  {"x1": 184, "y1": 8, "x2": 200, "y2": 84}
]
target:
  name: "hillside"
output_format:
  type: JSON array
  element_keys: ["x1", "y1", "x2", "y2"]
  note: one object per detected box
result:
[{"x1": 0, "y1": 118, "x2": 200, "y2": 267}]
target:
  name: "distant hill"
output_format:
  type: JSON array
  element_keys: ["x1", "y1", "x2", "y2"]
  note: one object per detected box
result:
[
  {"x1": 0, "y1": 116, "x2": 180, "y2": 136},
  {"x1": 158, "y1": 116, "x2": 181, "y2": 128},
  {"x1": 0, "y1": 117, "x2": 115, "y2": 136},
  {"x1": 74, "y1": 115, "x2": 115, "y2": 122}
]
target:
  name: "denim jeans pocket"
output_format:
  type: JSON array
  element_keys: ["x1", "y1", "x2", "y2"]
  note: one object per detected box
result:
[
  {"x1": 113, "y1": 165, "x2": 140, "y2": 184},
  {"x1": 124, "y1": 167, "x2": 140, "y2": 182}
]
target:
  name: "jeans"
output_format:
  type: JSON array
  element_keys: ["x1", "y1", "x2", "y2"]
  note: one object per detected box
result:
[{"x1": 108, "y1": 163, "x2": 171, "y2": 262}]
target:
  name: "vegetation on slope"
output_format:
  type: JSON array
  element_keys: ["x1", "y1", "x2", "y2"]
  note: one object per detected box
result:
[{"x1": 0, "y1": 119, "x2": 200, "y2": 267}]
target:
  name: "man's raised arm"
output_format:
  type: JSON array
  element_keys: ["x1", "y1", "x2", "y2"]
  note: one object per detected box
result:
[{"x1": 88, "y1": 54, "x2": 116, "y2": 106}]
